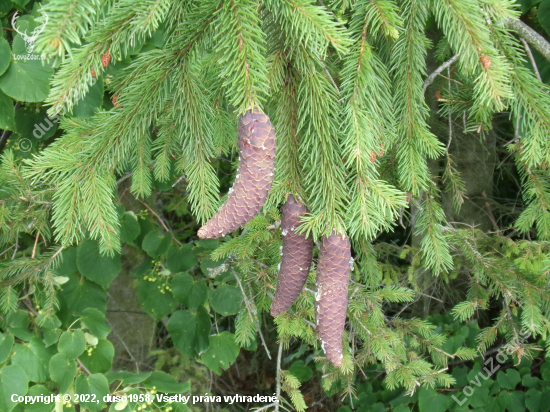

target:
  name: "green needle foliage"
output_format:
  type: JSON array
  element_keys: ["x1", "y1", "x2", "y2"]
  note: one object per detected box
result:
[{"x1": 4, "y1": 0, "x2": 550, "y2": 410}]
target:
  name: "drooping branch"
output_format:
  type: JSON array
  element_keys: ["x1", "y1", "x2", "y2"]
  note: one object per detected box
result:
[{"x1": 507, "y1": 18, "x2": 550, "y2": 63}]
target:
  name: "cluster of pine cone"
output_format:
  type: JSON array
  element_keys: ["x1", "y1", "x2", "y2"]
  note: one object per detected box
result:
[{"x1": 198, "y1": 110, "x2": 351, "y2": 367}]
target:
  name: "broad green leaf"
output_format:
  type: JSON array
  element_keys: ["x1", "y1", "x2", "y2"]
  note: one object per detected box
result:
[
  {"x1": 0, "y1": 365, "x2": 28, "y2": 412},
  {"x1": 539, "y1": 1, "x2": 550, "y2": 36},
  {"x1": 195, "y1": 239, "x2": 220, "y2": 250},
  {"x1": 200, "y1": 257, "x2": 221, "y2": 276},
  {"x1": 142, "y1": 230, "x2": 172, "y2": 258},
  {"x1": 55, "y1": 247, "x2": 78, "y2": 276},
  {"x1": 105, "y1": 371, "x2": 151, "y2": 385},
  {"x1": 541, "y1": 362, "x2": 550, "y2": 381},
  {"x1": 43, "y1": 329, "x2": 62, "y2": 347},
  {"x1": 6, "y1": 310, "x2": 33, "y2": 341},
  {"x1": 498, "y1": 391, "x2": 525, "y2": 412},
  {"x1": 77, "y1": 239, "x2": 121, "y2": 288},
  {"x1": 80, "y1": 308, "x2": 111, "y2": 339},
  {"x1": 78, "y1": 339, "x2": 114, "y2": 373},
  {"x1": 0, "y1": 90, "x2": 14, "y2": 130},
  {"x1": 519, "y1": 0, "x2": 542, "y2": 13},
  {"x1": 75, "y1": 374, "x2": 109, "y2": 412},
  {"x1": 526, "y1": 388, "x2": 541, "y2": 412},
  {"x1": 137, "y1": 277, "x2": 177, "y2": 320},
  {"x1": 0, "y1": 35, "x2": 53, "y2": 102},
  {"x1": 166, "y1": 244, "x2": 199, "y2": 273},
  {"x1": 497, "y1": 369, "x2": 521, "y2": 390},
  {"x1": 120, "y1": 212, "x2": 140, "y2": 243},
  {"x1": 210, "y1": 284, "x2": 241, "y2": 316},
  {"x1": 289, "y1": 360, "x2": 313, "y2": 383},
  {"x1": 11, "y1": 337, "x2": 53, "y2": 382},
  {"x1": 541, "y1": 388, "x2": 550, "y2": 412},
  {"x1": 200, "y1": 332, "x2": 240, "y2": 375},
  {"x1": 72, "y1": 76, "x2": 104, "y2": 118},
  {"x1": 142, "y1": 371, "x2": 190, "y2": 393},
  {"x1": 167, "y1": 308, "x2": 210, "y2": 357},
  {"x1": 418, "y1": 388, "x2": 450, "y2": 412},
  {"x1": 25, "y1": 385, "x2": 54, "y2": 412},
  {"x1": 171, "y1": 273, "x2": 207, "y2": 310},
  {"x1": 523, "y1": 374, "x2": 541, "y2": 388},
  {"x1": 469, "y1": 386, "x2": 489, "y2": 408},
  {"x1": 15, "y1": 105, "x2": 58, "y2": 140},
  {"x1": 58, "y1": 330, "x2": 86, "y2": 360},
  {"x1": 57, "y1": 273, "x2": 107, "y2": 326},
  {"x1": 36, "y1": 313, "x2": 61, "y2": 329},
  {"x1": 0, "y1": 38, "x2": 10, "y2": 76},
  {"x1": 0, "y1": 332, "x2": 14, "y2": 363},
  {"x1": 49, "y1": 353, "x2": 77, "y2": 393},
  {"x1": 451, "y1": 366, "x2": 469, "y2": 388},
  {"x1": 0, "y1": 1, "x2": 10, "y2": 18},
  {"x1": 134, "y1": 216, "x2": 153, "y2": 246}
]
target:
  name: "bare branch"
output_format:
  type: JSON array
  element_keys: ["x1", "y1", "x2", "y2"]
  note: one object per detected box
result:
[
  {"x1": 507, "y1": 18, "x2": 550, "y2": 63},
  {"x1": 423, "y1": 54, "x2": 459, "y2": 93}
]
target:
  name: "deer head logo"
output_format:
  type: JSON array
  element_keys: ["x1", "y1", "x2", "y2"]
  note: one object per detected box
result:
[{"x1": 11, "y1": 12, "x2": 48, "y2": 54}]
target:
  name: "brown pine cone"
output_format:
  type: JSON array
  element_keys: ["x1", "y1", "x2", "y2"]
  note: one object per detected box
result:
[
  {"x1": 315, "y1": 232, "x2": 351, "y2": 367},
  {"x1": 198, "y1": 110, "x2": 276, "y2": 238},
  {"x1": 112, "y1": 94, "x2": 119, "y2": 107},
  {"x1": 101, "y1": 52, "x2": 111, "y2": 68},
  {"x1": 91, "y1": 67, "x2": 96, "y2": 78},
  {"x1": 271, "y1": 195, "x2": 313, "y2": 317}
]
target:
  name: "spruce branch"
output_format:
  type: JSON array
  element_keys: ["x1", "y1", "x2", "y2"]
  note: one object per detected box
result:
[
  {"x1": 507, "y1": 18, "x2": 550, "y2": 63},
  {"x1": 232, "y1": 267, "x2": 272, "y2": 359}
]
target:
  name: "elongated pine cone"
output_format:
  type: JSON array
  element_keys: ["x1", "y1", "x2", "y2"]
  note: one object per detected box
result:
[
  {"x1": 198, "y1": 110, "x2": 276, "y2": 239},
  {"x1": 315, "y1": 232, "x2": 351, "y2": 367},
  {"x1": 271, "y1": 195, "x2": 313, "y2": 317}
]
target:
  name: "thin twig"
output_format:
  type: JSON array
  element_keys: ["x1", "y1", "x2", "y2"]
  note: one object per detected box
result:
[
  {"x1": 116, "y1": 172, "x2": 133, "y2": 185},
  {"x1": 446, "y1": 67, "x2": 453, "y2": 154},
  {"x1": 521, "y1": 38, "x2": 542, "y2": 82},
  {"x1": 136, "y1": 198, "x2": 182, "y2": 246},
  {"x1": 275, "y1": 341, "x2": 283, "y2": 412},
  {"x1": 77, "y1": 359, "x2": 92, "y2": 375},
  {"x1": 105, "y1": 317, "x2": 140, "y2": 373},
  {"x1": 31, "y1": 231, "x2": 40, "y2": 259},
  {"x1": 11, "y1": 236, "x2": 18, "y2": 260},
  {"x1": 0, "y1": 244, "x2": 15, "y2": 258},
  {"x1": 481, "y1": 191, "x2": 500, "y2": 233},
  {"x1": 422, "y1": 54, "x2": 459, "y2": 93},
  {"x1": 171, "y1": 173, "x2": 187, "y2": 188},
  {"x1": 252, "y1": 403, "x2": 278, "y2": 412},
  {"x1": 232, "y1": 268, "x2": 271, "y2": 359},
  {"x1": 22, "y1": 298, "x2": 39, "y2": 316}
]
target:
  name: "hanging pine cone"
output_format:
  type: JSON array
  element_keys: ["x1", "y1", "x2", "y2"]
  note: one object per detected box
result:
[
  {"x1": 198, "y1": 110, "x2": 276, "y2": 238},
  {"x1": 101, "y1": 52, "x2": 111, "y2": 68},
  {"x1": 112, "y1": 94, "x2": 119, "y2": 107},
  {"x1": 271, "y1": 195, "x2": 313, "y2": 317},
  {"x1": 315, "y1": 231, "x2": 351, "y2": 367}
]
